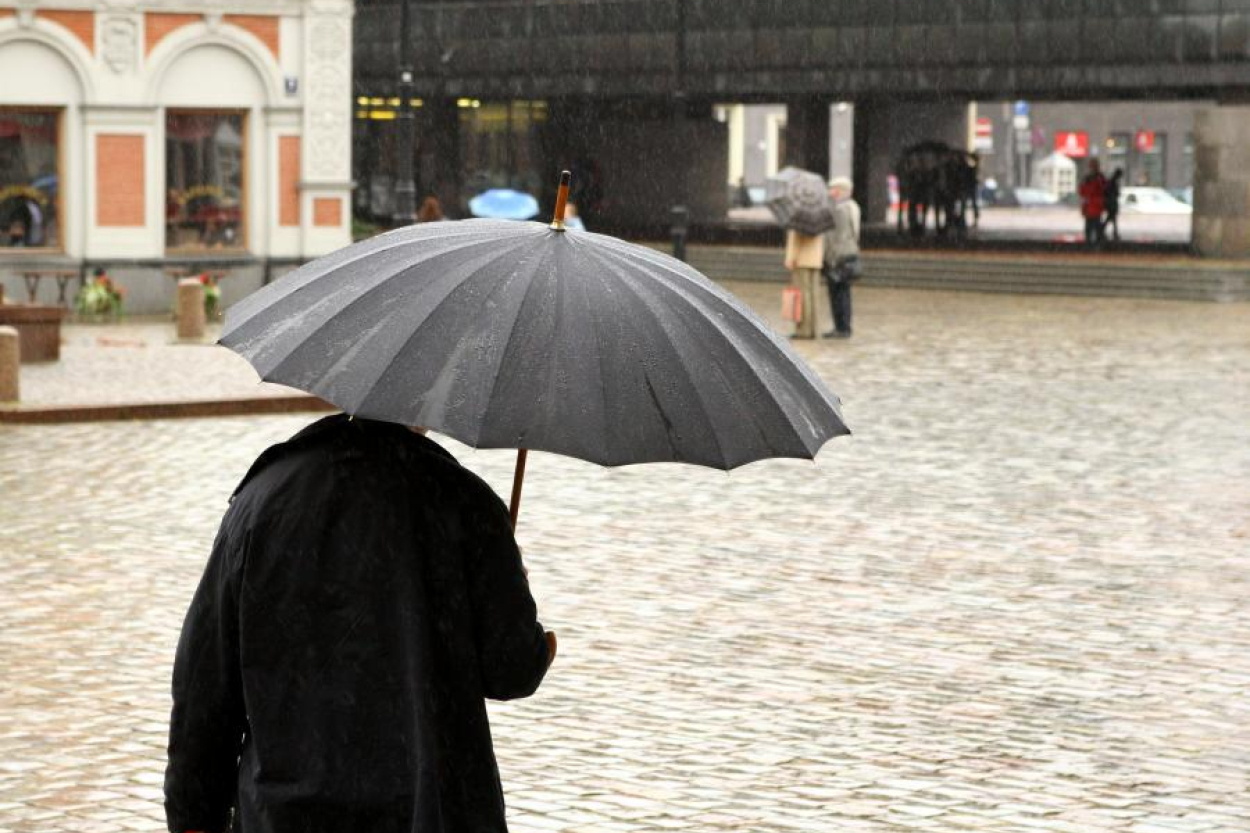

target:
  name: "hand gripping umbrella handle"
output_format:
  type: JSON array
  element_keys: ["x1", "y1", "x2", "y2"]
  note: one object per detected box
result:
[{"x1": 509, "y1": 448, "x2": 528, "y2": 530}]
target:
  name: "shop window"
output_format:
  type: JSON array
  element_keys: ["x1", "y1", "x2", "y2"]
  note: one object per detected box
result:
[
  {"x1": 1133, "y1": 131, "x2": 1167, "y2": 187},
  {"x1": 0, "y1": 109, "x2": 61, "y2": 250},
  {"x1": 1104, "y1": 132, "x2": 1130, "y2": 180},
  {"x1": 165, "y1": 111, "x2": 245, "y2": 251}
]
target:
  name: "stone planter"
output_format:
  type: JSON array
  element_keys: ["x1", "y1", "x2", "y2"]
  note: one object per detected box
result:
[{"x1": 0, "y1": 304, "x2": 67, "y2": 362}]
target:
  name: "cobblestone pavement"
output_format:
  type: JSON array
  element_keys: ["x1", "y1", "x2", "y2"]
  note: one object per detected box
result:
[
  {"x1": 12, "y1": 320, "x2": 300, "y2": 408},
  {"x1": 2, "y1": 285, "x2": 1249, "y2": 832}
]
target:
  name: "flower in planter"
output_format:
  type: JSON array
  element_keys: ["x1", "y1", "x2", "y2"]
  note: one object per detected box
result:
[
  {"x1": 75, "y1": 268, "x2": 124, "y2": 318},
  {"x1": 200, "y1": 273, "x2": 222, "y2": 319}
]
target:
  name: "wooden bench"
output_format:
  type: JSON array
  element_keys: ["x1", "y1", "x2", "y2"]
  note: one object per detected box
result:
[{"x1": 20, "y1": 268, "x2": 79, "y2": 306}]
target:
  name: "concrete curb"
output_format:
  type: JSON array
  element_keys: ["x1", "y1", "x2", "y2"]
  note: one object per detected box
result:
[{"x1": 0, "y1": 394, "x2": 336, "y2": 424}]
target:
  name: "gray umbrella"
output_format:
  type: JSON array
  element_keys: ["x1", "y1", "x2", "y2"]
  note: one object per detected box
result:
[
  {"x1": 765, "y1": 166, "x2": 837, "y2": 236},
  {"x1": 221, "y1": 179, "x2": 848, "y2": 522}
]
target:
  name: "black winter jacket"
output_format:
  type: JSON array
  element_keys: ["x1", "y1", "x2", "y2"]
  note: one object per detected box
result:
[{"x1": 165, "y1": 415, "x2": 550, "y2": 833}]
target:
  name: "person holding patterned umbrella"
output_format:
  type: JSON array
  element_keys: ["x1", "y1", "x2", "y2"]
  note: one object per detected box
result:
[{"x1": 767, "y1": 167, "x2": 836, "y2": 340}]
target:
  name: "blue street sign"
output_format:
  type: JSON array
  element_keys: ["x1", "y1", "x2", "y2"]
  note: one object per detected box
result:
[{"x1": 1014, "y1": 100, "x2": 1030, "y2": 118}]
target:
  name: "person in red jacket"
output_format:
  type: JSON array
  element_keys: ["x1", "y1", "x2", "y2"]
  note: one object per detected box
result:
[{"x1": 1078, "y1": 158, "x2": 1108, "y2": 245}]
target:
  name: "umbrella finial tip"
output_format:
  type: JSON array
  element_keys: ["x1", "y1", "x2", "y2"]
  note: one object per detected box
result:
[{"x1": 551, "y1": 171, "x2": 572, "y2": 230}]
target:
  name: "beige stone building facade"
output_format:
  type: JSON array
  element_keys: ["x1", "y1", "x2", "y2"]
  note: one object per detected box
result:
[{"x1": 0, "y1": 0, "x2": 353, "y2": 313}]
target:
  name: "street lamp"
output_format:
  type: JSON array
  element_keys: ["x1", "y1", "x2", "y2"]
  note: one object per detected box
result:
[{"x1": 392, "y1": 0, "x2": 417, "y2": 226}]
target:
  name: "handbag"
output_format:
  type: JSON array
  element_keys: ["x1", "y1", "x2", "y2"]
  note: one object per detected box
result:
[
  {"x1": 837, "y1": 255, "x2": 864, "y2": 281},
  {"x1": 781, "y1": 286, "x2": 803, "y2": 322}
]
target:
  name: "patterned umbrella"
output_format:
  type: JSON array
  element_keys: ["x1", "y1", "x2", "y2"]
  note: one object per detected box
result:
[{"x1": 765, "y1": 167, "x2": 836, "y2": 236}]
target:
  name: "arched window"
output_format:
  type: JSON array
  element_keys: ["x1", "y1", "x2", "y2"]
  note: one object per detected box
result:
[
  {"x1": 157, "y1": 43, "x2": 267, "y2": 252},
  {"x1": 0, "y1": 38, "x2": 84, "y2": 251},
  {"x1": 0, "y1": 109, "x2": 59, "y2": 248},
  {"x1": 164, "y1": 111, "x2": 246, "y2": 251}
]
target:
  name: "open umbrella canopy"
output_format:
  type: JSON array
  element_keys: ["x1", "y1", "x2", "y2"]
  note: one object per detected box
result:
[
  {"x1": 221, "y1": 218, "x2": 848, "y2": 471},
  {"x1": 468, "y1": 189, "x2": 541, "y2": 220},
  {"x1": 765, "y1": 167, "x2": 836, "y2": 236}
]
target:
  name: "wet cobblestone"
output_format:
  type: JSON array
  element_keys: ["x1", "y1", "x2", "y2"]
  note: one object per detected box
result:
[
  {"x1": 1, "y1": 286, "x2": 1248, "y2": 832},
  {"x1": 11, "y1": 319, "x2": 299, "y2": 407}
]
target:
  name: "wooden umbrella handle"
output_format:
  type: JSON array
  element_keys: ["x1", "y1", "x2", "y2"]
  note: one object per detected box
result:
[
  {"x1": 550, "y1": 170, "x2": 571, "y2": 230},
  {"x1": 509, "y1": 448, "x2": 528, "y2": 530}
]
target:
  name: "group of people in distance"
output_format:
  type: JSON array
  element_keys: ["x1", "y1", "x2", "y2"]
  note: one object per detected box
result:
[
  {"x1": 783, "y1": 176, "x2": 863, "y2": 340},
  {"x1": 1078, "y1": 158, "x2": 1125, "y2": 246}
]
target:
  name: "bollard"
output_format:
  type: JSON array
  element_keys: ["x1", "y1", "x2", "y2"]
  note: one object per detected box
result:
[
  {"x1": 670, "y1": 204, "x2": 689, "y2": 263},
  {"x1": 0, "y1": 326, "x2": 18, "y2": 401},
  {"x1": 176, "y1": 278, "x2": 207, "y2": 340}
]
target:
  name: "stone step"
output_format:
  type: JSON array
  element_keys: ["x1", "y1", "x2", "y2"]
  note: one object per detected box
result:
[{"x1": 654, "y1": 244, "x2": 1250, "y2": 303}]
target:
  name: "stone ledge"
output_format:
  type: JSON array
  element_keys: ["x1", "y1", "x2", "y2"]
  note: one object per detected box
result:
[{"x1": 0, "y1": 394, "x2": 336, "y2": 424}]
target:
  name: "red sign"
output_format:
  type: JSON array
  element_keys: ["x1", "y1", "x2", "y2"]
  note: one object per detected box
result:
[
  {"x1": 1135, "y1": 130, "x2": 1156, "y2": 153},
  {"x1": 974, "y1": 117, "x2": 994, "y2": 152},
  {"x1": 1055, "y1": 131, "x2": 1089, "y2": 158}
]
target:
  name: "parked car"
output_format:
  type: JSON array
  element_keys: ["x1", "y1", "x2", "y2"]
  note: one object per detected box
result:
[
  {"x1": 1121, "y1": 187, "x2": 1193, "y2": 214},
  {"x1": 1168, "y1": 186, "x2": 1193, "y2": 205},
  {"x1": 997, "y1": 187, "x2": 1061, "y2": 207}
]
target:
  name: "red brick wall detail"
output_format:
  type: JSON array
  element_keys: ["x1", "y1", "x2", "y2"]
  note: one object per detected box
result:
[
  {"x1": 278, "y1": 136, "x2": 301, "y2": 227},
  {"x1": 224, "y1": 15, "x2": 280, "y2": 60},
  {"x1": 312, "y1": 198, "x2": 341, "y2": 228},
  {"x1": 144, "y1": 13, "x2": 200, "y2": 56},
  {"x1": 96, "y1": 135, "x2": 145, "y2": 227},
  {"x1": 40, "y1": 10, "x2": 95, "y2": 54}
]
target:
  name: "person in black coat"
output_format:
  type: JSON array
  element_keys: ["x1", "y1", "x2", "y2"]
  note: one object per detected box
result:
[
  {"x1": 165, "y1": 414, "x2": 555, "y2": 833},
  {"x1": 1102, "y1": 167, "x2": 1124, "y2": 242}
]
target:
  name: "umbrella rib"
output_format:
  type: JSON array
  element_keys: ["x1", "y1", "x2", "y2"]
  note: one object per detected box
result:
[
  {"x1": 581, "y1": 244, "x2": 729, "y2": 468},
  {"x1": 226, "y1": 221, "x2": 512, "y2": 333},
  {"x1": 588, "y1": 245, "x2": 842, "y2": 460},
  {"x1": 262, "y1": 235, "x2": 536, "y2": 390},
  {"x1": 355, "y1": 239, "x2": 546, "y2": 424},
  {"x1": 568, "y1": 239, "x2": 628, "y2": 465},
  {"x1": 596, "y1": 243, "x2": 842, "y2": 417},
  {"x1": 471, "y1": 244, "x2": 548, "y2": 448},
  {"x1": 580, "y1": 246, "x2": 616, "y2": 464}
]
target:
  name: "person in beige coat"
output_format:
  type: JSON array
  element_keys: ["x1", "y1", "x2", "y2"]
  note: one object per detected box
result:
[{"x1": 783, "y1": 229, "x2": 824, "y2": 339}]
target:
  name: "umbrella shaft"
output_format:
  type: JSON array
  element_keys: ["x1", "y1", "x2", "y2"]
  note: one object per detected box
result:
[{"x1": 509, "y1": 448, "x2": 528, "y2": 530}]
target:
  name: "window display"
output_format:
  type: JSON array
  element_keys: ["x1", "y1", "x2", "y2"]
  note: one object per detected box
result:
[{"x1": 165, "y1": 111, "x2": 245, "y2": 250}]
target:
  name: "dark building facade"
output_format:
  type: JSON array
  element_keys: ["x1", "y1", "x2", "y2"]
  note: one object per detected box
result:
[{"x1": 353, "y1": 0, "x2": 1250, "y2": 254}]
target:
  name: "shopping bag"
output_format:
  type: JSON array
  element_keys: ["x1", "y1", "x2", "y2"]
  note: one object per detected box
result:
[{"x1": 781, "y1": 286, "x2": 803, "y2": 322}]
